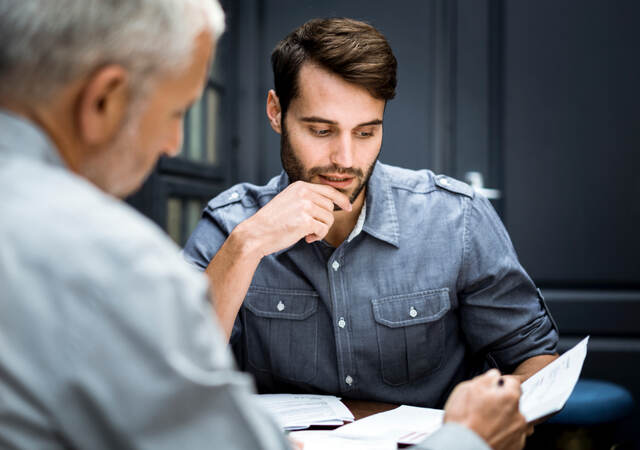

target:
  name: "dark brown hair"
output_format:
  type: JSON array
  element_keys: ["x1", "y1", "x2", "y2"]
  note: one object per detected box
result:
[{"x1": 271, "y1": 18, "x2": 397, "y2": 118}]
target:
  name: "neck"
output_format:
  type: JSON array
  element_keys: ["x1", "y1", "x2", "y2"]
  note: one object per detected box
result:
[
  {"x1": 0, "y1": 98, "x2": 82, "y2": 173},
  {"x1": 324, "y1": 188, "x2": 366, "y2": 248}
]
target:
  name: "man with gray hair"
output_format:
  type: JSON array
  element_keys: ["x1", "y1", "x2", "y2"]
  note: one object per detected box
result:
[
  {"x1": 0, "y1": 1, "x2": 529, "y2": 449},
  {"x1": 0, "y1": 1, "x2": 289, "y2": 448}
]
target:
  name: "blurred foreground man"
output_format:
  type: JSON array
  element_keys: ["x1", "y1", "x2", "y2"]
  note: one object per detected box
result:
[{"x1": 0, "y1": 2, "x2": 529, "y2": 449}]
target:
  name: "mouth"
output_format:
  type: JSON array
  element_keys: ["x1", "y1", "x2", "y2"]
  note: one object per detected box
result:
[{"x1": 317, "y1": 174, "x2": 355, "y2": 189}]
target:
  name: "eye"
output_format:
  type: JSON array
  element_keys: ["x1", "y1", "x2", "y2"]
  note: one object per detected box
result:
[
  {"x1": 311, "y1": 128, "x2": 331, "y2": 137},
  {"x1": 356, "y1": 130, "x2": 375, "y2": 138}
]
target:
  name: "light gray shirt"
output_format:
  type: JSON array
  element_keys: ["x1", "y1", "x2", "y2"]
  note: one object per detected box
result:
[
  {"x1": 0, "y1": 109, "x2": 487, "y2": 450},
  {"x1": 0, "y1": 110, "x2": 288, "y2": 449}
]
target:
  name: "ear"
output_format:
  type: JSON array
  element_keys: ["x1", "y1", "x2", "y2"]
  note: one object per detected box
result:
[
  {"x1": 266, "y1": 89, "x2": 282, "y2": 134},
  {"x1": 77, "y1": 65, "x2": 129, "y2": 147}
]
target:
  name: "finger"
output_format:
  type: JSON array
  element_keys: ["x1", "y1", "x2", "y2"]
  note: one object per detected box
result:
[
  {"x1": 517, "y1": 432, "x2": 527, "y2": 450},
  {"x1": 526, "y1": 424, "x2": 535, "y2": 436},
  {"x1": 304, "y1": 217, "x2": 330, "y2": 241},
  {"x1": 310, "y1": 191, "x2": 336, "y2": 212},
  {"x1": 307, "y1": 183, "x2": 352, "y2": 211},
  {"x1": 474, "y1": 368, "x2": 501, "y2": 386},
  {"x1": 310, "y1": 203, "x2": 335, "y2": 226},
  {"x1": 499, "y1": 375, "x2": 523, "y2": 392}
]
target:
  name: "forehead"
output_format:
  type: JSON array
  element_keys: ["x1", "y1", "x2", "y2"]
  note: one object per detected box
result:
[
  {"x1": 152, "y1": 32, "x2": 213, "y2": 103},
  {"x1": 290, "y1": 62, "x2": 385, "y2": 124}
]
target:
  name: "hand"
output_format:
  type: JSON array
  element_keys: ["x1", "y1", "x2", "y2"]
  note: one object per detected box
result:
[
  {"x1": 238, "y1": 181, "x2": 352, "y2": 257},
  {"x1": 443, "y1": 369, "x2": 529, "y2": 450}
]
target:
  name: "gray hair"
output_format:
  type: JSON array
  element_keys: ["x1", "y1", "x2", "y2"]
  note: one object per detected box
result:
[{"x1": 0, "y1": 0, "x2": 225, "y2": 103}]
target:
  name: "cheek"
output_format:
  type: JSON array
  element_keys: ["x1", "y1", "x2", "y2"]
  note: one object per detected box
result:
[{"x1": 287, "y1": 128, "x2": 324, "y2": 165}]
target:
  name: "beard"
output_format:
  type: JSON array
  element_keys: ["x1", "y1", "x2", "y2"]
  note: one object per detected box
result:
[
  {"x1": 79, "y1": 97, "x2": 149, "y2": 198},
  {"x1": 280, "y1": 124, "x2": 378, "y2": 205}
]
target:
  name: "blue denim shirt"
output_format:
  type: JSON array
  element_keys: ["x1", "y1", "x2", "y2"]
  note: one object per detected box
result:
[{"x1": 183, "y1": 162, "x2": 559, "y2": 407}]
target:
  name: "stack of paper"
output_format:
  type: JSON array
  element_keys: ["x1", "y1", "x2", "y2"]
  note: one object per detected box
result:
[
  {"x1": 256, "y1": 394, "x2": 354, "y2": 430},
  {"x1": 334, "y1": 405, "x2": 444, "y2": 445}
]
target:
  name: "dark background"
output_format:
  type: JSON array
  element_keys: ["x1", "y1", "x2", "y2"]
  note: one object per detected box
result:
[{"x1": 129, "y1": 0, "x2": 640, "y2": 445}]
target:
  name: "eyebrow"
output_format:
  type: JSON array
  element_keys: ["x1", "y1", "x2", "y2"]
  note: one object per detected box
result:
[{"x1": 299, "y1": 116, "x2": 383, "y2": 127}]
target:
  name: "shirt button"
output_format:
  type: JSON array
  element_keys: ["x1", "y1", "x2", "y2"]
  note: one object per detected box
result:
[
  {"x1": 332, "y1": 261, "x2": 340, "y2": 271},
  {"x1": 338, "y1": 317, "x2": 346, "y2": 328},
  {"x1": 409, "y1": 306, "x2": 418, "y2": 318},
  {"x1": 229, "y1": 192, "x2": 239, "y2": 200},
  {"x1": 276, "y1": 301, "x2": 285, "y2": 312},
  {"x1": 345, "y1": 375, "x2": 353, "y2": 386},
  {"x1": 440, "y1": 177, "x2": 450, "y2": 186}
]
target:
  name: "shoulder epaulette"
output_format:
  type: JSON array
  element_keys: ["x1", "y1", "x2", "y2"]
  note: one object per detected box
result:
[
  {"x1": 206, "y1": 188, "x2": 247, "y2": 210},
  {"x1": 434, "y1": 175, "x2": 474, "y2": 198}
]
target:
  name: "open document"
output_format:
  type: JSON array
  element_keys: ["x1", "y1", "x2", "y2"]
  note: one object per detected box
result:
[
  {"x1": 256, "y1": 394, "x2": 354, "y2": 430},
  {"x1": 519, "y1": 336, "x2": 589, "y2": 422},
  {"x1": 333, "y1": 405, "x2": 444, "y2": 445}
]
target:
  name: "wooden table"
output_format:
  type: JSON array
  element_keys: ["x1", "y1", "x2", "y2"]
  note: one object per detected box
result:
[{"x1": 342, "y1": 399, "x2": 398, "y2": 420}]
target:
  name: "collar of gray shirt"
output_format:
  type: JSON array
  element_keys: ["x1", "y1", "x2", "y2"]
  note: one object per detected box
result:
[{"x1": 0, "y1": 108, "x2": 66, "y2": 168}]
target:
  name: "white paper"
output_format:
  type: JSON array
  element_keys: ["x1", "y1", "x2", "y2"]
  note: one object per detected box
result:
[
  {"x1": 289, "y1": 431, "x2": 396, "y2": 450},
  {"x1": 333, "y1": 405, "x2": 444, "y2": 445},
  {"x1": 256, "y1": 394, "x2": 354, "y2": 430},
  {"x1": 519, "y1": 336, "x2": 589, "y2": 422}
]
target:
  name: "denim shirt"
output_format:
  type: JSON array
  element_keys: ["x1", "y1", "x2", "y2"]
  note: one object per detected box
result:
[{"x1": 183, "y1": 162, "x2": 559, "y2": 407}]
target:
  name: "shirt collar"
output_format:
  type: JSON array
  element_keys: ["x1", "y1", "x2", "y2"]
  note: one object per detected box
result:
[
  {"x1": 0, "y1": 108, "x2": 65, "y2": 168},
  {"x1": 362, "y1": 161, "x2": 400, "y2": 247},
  {"x1": 274, "y1": 161, "x2": 400, "y2": 250}
]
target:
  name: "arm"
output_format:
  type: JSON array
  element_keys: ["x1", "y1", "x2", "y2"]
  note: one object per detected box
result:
[
  {"x1": 512, "y1": 353, "x2": 558, "y2": 381},
  {"x1": 203, "y1": 181, "x2": 352, "y2": 339},
  {"x1": 59, "y1": 246, "x2": 292, "y2": 450},
  {"x1": 458, "y1": 194, "x2": 560, "y2": 374}
]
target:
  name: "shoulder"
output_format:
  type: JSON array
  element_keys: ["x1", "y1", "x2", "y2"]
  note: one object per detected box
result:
[
  {"x1": 2, "y1": 162, "x2": 202, "y2": 293},
  {"x1": 202, "y1": 174, "x2": 283, "y2": 230},
  {"x1": 379, "y1": 163, "x2": 474, "y2": 199},
  {"x1": 206, "y1": 174, "x2": 282, "y2": 210}
]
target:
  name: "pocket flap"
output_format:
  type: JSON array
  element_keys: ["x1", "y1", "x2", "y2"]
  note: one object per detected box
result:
[
  {"x1": 372, "y1": 288, "x2": 450, "y2": 328},
  {"x1": 245, "y1": 286, "x2": 319, "y2": 320}
]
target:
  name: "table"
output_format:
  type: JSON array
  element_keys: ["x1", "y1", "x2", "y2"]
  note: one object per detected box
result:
[{"x1": 342, "y1": 399, "x2": 398, "y2": 420}]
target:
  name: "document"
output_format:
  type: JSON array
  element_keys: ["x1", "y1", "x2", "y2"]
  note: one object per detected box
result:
[
  {"x1": 519, "y1": 336, "x2": 589, "y2": 422},
  {"x1": 333, "y1": 405, "x2": 444, "y2": 445},
  {"x1": 274, "y1": 337, "x2": 589, "y2": 446},
  {"x1": 289, "y1": 431, "x2": 396, "y2": 450},
  {"x1": 256, "y1": 394, "x2": 354, "y2": 430}
]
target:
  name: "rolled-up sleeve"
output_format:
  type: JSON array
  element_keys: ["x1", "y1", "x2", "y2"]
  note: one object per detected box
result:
[{"x1": 457, "y1": 194, "x2": 559, "y2": 371}]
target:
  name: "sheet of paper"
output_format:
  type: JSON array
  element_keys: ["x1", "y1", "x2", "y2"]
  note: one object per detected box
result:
[
  {"x1": 256, "y1": 394, "x2": 354, "y2": 430},
  {"x1": 333, "y1": 405, "x2": 444, "y2": 445},
  {"x1": 289, "y1": 431, "x2": 396, "y2": 450},
  {"x1": 519, "y1": 336, "x2": 589, "y2": 422}
]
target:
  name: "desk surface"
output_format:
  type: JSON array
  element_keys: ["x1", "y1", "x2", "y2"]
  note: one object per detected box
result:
[{"x1": 342, "y1": 399, "x2": 398, "y2": 420}]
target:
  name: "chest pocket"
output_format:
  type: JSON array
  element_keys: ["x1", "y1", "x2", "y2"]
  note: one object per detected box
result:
[
  {"x1": 242, "y1": 287, "x2": 319, "y2": 383},
  {"x1": 371, "y1": 288, "x2": 450, "y2": 386}
]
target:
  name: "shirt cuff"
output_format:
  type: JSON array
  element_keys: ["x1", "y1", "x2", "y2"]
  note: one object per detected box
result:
[{"x1": 414, "y1": 423, "x2": 491, "y2": 450}]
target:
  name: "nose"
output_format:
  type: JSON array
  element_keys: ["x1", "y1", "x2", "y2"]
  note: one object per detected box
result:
[
  {"x1": 163, "y1": 121, "x2": 184, "y2": 157},
  {"x1": 330, "y1": 132, "x2": 354, "y2": 168}
]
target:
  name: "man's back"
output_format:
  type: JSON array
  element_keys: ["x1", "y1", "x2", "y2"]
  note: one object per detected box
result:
[{"x1": 0, "y1": 111, "x2": 288, "y2": 449}]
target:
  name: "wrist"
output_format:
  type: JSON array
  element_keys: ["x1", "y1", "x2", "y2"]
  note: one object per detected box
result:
[{"x1": 230, "y1": 220, "x2": 265, "y2": 261}]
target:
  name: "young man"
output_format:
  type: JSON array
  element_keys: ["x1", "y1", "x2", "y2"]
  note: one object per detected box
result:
[
  {"x1": 1, "y1": 3, "x2": 530, "y2": 450},
  {"x1": 184, "y1": 18, "x2": 559, "y2": 408}
]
